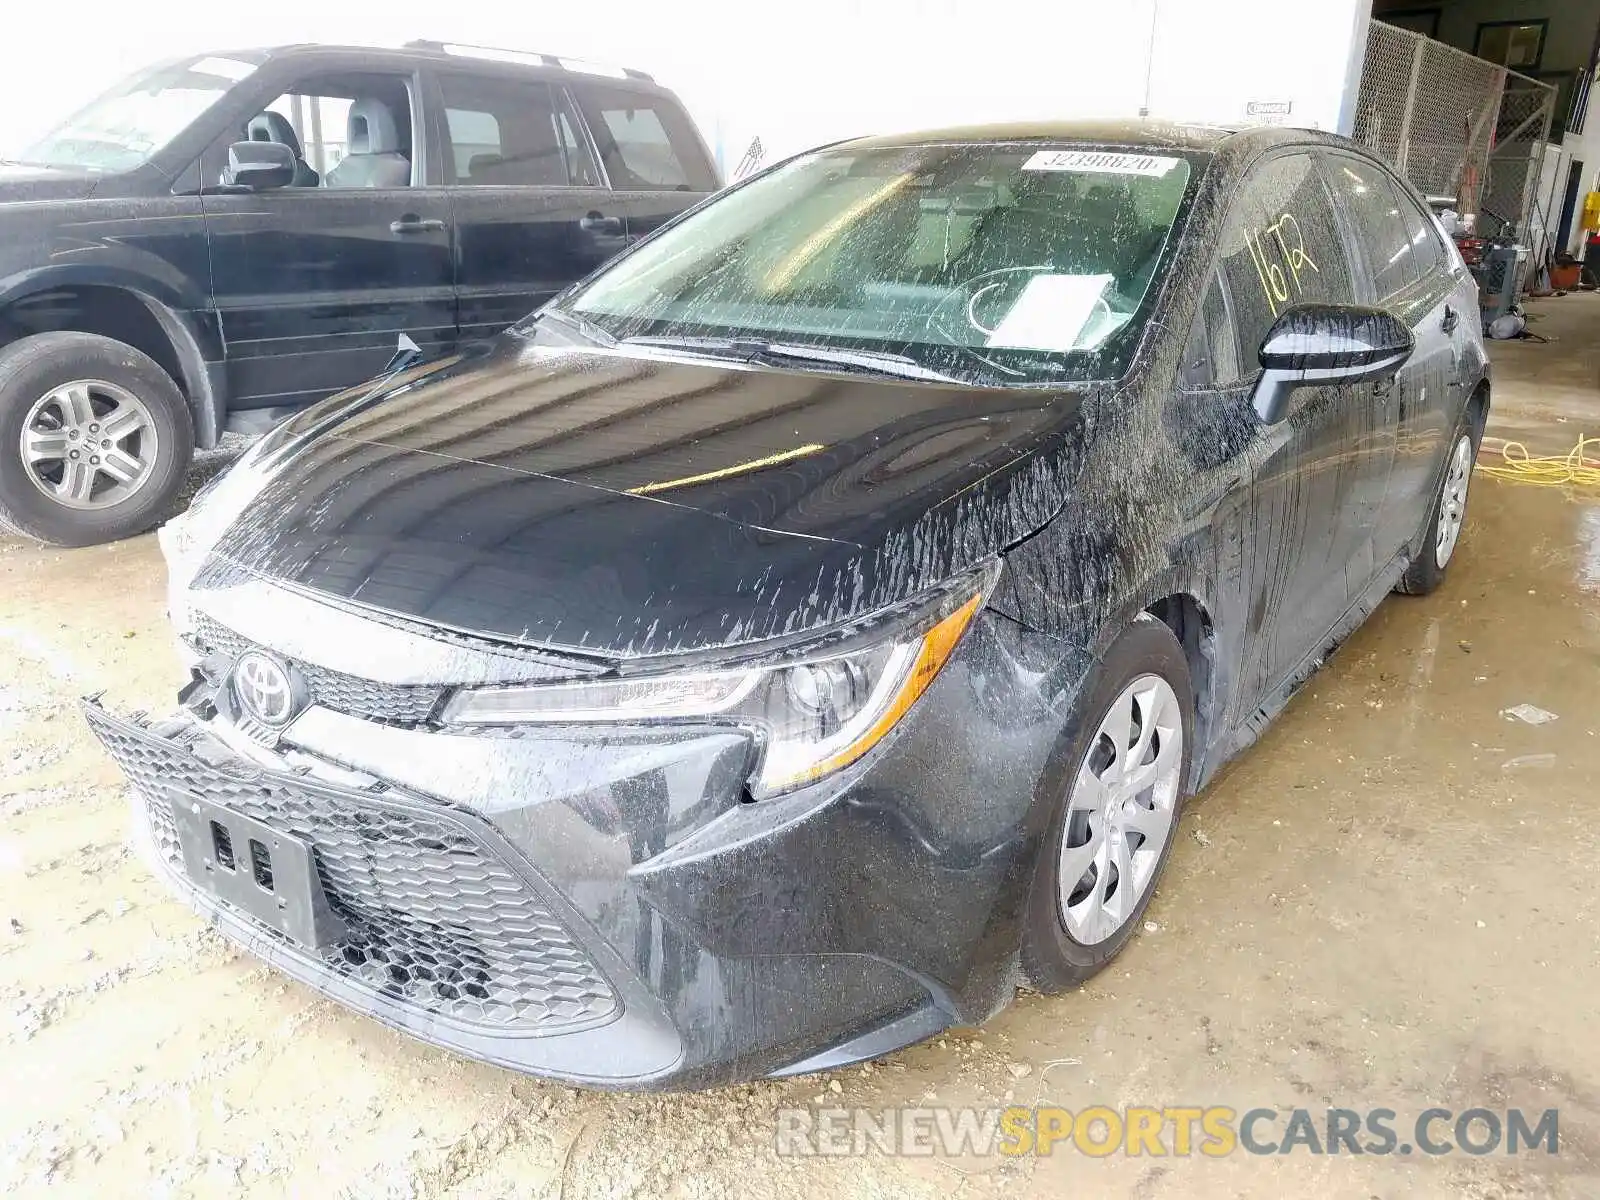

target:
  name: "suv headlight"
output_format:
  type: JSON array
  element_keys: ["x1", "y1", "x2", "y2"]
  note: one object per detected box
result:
[{"x1": 441, "y1": 564, "x2": 998, "y2": 797}]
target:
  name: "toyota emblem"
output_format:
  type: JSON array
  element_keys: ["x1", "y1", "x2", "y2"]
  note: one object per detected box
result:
[{"x1": 232, "y1": 652, "x2": 301, "y2": 727}]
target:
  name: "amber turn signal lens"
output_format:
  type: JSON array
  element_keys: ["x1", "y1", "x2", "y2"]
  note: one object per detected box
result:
[{"x1": 779, "y1": 590, "x2": 985, "y2": 789}]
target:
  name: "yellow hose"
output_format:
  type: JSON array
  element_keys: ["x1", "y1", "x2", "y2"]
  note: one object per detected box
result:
[{"x1": 1476, "y1": 435, "x2": 1600, "y2": 488}]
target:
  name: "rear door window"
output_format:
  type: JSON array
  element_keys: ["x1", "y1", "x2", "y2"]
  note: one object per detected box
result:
[
  {"x1": 438, "y1": 73, "x2": 598, "y2": 186},
  {"x1": 571, "y1": 83, "x2": 714, "y2": 191},
  {"x1": 1322, "y1": 152, "x2": 1419, "y2": 302},
  {"x1": 1397, "y1": 191, "x2": 1452, "y2": 281},
  {"x1": 1215, "y1": 152, "x2": 1358, "y2": 370}
]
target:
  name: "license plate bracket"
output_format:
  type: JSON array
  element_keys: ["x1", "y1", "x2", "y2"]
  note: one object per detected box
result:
[{"x1": 170, "y1": 791, "x2": 344, "y2": 951}]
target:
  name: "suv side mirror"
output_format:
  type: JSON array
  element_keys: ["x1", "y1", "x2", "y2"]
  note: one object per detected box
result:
[
  {"x1": 1252, "y1": 303, "x2": 1414, "y2": 424},
  {"x1": 224, "y1": 140, "x2": 295, "y2": 190}
]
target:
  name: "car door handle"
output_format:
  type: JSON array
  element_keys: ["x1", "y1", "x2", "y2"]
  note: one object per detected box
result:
[
  {"x1": 1441, "y1": 304, "x2": 1459, "y2": 334},
  {"x1": 389, "y1": 216, "x2": 446, "y2": 234},
  {"x1": 579, "y1": 212, "x2": 623, "y2": 234}
]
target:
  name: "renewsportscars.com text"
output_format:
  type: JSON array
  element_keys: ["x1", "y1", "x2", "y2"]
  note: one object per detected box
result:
[{"x1": 774, "y1": 1105, "x2": 1559, "y2": 1158}]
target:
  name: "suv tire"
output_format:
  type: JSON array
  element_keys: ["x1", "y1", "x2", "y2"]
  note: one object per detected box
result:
[{"x1": 0, "y1": 332, "x2": 194, "y2": 546}]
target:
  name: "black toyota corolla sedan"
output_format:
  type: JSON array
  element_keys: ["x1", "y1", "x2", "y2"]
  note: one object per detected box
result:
[{"x1": 87, "y1": 120, "x2": 1488, "y2": 1089}]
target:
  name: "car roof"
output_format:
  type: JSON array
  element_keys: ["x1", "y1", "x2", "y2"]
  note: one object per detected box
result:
[
  {"x1": 839, "y1": 119, "x2": 1348, "y2": 157},
  {"x1": 225, "y1": 40, "x2": 665, "y2": 88}
]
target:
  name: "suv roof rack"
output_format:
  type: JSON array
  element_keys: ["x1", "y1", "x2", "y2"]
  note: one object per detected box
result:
[{"x1": 403, "y1": 40, "x2": 654, "y2": 82}]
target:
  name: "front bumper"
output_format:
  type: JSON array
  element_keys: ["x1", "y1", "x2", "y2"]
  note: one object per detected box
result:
[{"x1": 86, "y1": 610, "x2": 1091, "y2": 1089}]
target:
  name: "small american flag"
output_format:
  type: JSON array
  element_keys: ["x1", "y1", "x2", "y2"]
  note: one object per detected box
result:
[{"x1": 732, "y1": 137, "x2": 766, "y2": 181}]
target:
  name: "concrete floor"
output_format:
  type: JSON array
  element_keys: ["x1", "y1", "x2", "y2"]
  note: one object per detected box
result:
[{"x1": 3, "y1": 296, "x2": 1599, "y2": 1198}]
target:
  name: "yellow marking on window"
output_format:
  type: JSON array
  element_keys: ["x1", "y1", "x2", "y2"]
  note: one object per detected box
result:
[{"x1": 764, "y1": 173, "x2": 916, "y2": 292}]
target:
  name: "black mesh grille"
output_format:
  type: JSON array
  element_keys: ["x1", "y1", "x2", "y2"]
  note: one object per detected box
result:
[
  {"x1": 91, "y1": 708, "x2": 617, "y2": 1033},
  {"x1": 189, "y1": 612, "x2": 445, "y2": 725}
]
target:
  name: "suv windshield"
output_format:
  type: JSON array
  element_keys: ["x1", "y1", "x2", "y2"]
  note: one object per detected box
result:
[
  {"x1": 15, "y1": 53, "x2": 262, "y2": 172},
  {"x1": 561, "y1": 143, "x2": 1198, "y2": 386}
]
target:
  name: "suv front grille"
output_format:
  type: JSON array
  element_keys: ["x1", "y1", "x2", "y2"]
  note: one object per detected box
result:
[
  {"x1": 189, "y1": 612, "x2": 445, "y2": 725},
  {"x1": 92, "y1": 708, "x2": 618, "y2": 1034}
]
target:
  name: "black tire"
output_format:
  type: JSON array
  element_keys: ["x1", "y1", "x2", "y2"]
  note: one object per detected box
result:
[
  {"x1": 0, "y1": 332, "x2": 193, "y2": 546},
  {"x1": 1394, "y1": 409, "x2": 1480, "y2": 596},
  {"x1": 1021, "y1": 615, "x2": 1195, "y2": 992}
]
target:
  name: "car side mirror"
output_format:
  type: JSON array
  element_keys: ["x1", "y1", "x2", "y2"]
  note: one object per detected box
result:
[
  {"x1": 224, "y1": 140, "x2": 295, "y2": 190},
  {"x1": 1252, "y1": 303, "x2": 1414, "y2": 424}
]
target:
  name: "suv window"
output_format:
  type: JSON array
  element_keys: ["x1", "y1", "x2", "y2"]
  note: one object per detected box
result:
[
  {"x1": 209, "y1": 72, "x2": 415, "y2": 187},
  {"x1": 1215, "y1": 152, "x2": 1357, "y2": 370},
  {"x1": 437, "y1": 74, "x2": 598, "y2": 187},
  {"x1": 1322, "y1": 153, "x2": 1418, "y2": 301},
  {"x1": 571, "y1": 83, "x2": 714, "y2": 190}
]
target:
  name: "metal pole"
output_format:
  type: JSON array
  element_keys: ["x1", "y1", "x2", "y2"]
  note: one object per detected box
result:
[
  {"x1": 306, "y1": 96, "x2": 325, "y2": 177},
  {"x1": 1394, "y1": 34, "x2": 1425, "y2": 174}
]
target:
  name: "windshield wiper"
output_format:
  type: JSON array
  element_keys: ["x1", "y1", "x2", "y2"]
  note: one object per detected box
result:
[
  {"x1": 524, "y1": 307, "x2": 618, "y2": 347},
  {"x1": 621, "y1": 335, "x2": 960, "y2": 384}
]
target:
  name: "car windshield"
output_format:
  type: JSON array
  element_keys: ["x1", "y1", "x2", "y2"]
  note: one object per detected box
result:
[
  {"x1": 14, "y1": 53, "x2": 262, "y2": 172},
  {"x1": 559, "y1": 142, "x2": 1199, "y2": 386}
]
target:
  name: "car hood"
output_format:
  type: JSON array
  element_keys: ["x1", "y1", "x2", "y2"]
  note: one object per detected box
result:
[
  {"x1": 202, "y1": 336, "x2": 1090, "y2": 660},
  {"x1": 0, "y1": 162, "x2": 100, "y2": 201}
]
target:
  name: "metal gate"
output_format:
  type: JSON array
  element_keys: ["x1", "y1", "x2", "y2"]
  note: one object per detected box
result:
[{"x1": 1353, "y1": 20, "x2": 1555, "y2": 236}]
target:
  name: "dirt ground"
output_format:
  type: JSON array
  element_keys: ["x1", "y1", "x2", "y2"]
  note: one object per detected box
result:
[{"x1": 4, "y1": 296, "x2": 1600, "y2": 1199}]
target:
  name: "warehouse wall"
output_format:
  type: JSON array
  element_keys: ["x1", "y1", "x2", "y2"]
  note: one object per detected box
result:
[{"x1": 1372, "y1": 0, "x2": 1600, "y2": 75}]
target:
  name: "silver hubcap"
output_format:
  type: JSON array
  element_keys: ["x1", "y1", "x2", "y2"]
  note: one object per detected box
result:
[
  {"x1": 1058, "y1": 674, "x2": 1184, "y2": 946},
  {"x1": 1435, "y1": 434, "x2": 1473, "y2": 569},
  {"x1": 20, "y1": 379, "x2": 157, "y2": 510}
]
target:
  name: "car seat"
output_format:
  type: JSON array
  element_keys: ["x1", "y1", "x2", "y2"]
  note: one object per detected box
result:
[{"x1": 325, "y1": 98, "x2": 411, "y2": 188}]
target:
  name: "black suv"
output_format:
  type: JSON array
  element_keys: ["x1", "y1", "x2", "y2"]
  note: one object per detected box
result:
[{"x1": 0, "y1": 41, "x2": 717, "y2": 546}]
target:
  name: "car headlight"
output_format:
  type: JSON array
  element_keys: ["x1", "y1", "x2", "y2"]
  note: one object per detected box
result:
[{"x1": 441, "y1": 564, "x2": 998, "y2": 797}]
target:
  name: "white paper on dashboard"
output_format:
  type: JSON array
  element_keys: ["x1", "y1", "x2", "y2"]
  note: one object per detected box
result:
[{"x1": 984, "y1": 273, "x2": 1114, "y2": 352}]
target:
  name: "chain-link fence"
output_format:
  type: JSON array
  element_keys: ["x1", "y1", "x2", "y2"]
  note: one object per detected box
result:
[
  {"x1": 1482, "y1": 75, "x2": 1556, "y2": 239},
  {"x1": 1352, "y1": 20, "x2": 1554, "y2": 237}
]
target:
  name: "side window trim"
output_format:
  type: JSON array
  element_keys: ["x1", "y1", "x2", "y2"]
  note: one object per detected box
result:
[{"x1": 556, "y1": 83, "x2": 611, "y2": 190}]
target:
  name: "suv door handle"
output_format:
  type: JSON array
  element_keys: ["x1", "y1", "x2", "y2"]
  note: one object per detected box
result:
[
  {"x1": 389, "y1": 215, "x2": 446, "y2": 234},
  {"x1": 579, "y1": 212, "x2": 623, "y2": 234},
  {"x1": 1441, "y1": 304, "x2": 1459, "y2": 334}
]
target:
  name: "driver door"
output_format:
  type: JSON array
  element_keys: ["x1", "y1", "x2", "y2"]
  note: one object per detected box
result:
[
  {"x1": 197, "y1": 66, "x2": 455, "y2": 418},
  {"x1": 1205, "y1": 151, "x2": 1386, "y2": 709}
]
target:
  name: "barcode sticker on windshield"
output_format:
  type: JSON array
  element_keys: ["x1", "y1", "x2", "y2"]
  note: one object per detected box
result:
[{"x1": 1022, "y1": 150, "x2": 1180, "y2": 176}]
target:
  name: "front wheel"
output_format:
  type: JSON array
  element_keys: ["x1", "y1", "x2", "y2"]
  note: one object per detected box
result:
[
  {"x1": 1021, "y1": 616, "x2": 1193, "y2": 991},
  {"x1": 0, "y1": 332, "x2": 194, "y2": 546},
  {"x1": 1395, "y1": 417, "x2": 1479, "y2": 596}
]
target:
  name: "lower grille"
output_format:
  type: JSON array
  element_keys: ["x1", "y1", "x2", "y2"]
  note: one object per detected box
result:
[
  {"x1": 92, "y1": 708, "x2": 617, "y2": 1034},
  {"x1": 189, "y1": 612, "x2": 445, "y2": 725}
]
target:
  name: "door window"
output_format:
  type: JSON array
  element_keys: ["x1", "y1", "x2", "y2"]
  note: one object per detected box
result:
[
  {"x1": 1322, "y1": 153, "x2": 1418, "y2": 302},
  {"x1": 1397, "y1": 192, "x2": 1452, "y2": 280},
  {"x1": 437, "y1": 74, "x2": 598, "y2": 187},
  {"x1": 1182, "y1": 272, "x2": 1242, "y2": 390},
  {"x1": 1215, "y1": 152, "x2": 1358, "y2": 371},
  {"x1": 572, "y1": 84, "x2": 715, "y2": 191},
  {"x1": 207, "y1": 72, "x2": 415, "y2": 187}
]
